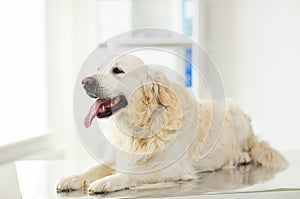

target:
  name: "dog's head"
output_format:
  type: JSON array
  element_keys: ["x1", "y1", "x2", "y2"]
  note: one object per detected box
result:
[
  {"x1": 82, "y1": 54, "x2": 146, "y2": 127},
  {"x1": 82, "y1": 54, "x2": 184, "y2": 133}
]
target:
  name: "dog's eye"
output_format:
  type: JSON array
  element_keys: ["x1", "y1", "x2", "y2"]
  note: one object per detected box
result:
[{"x1": 112, "y1": 67, "x2": 124, "y2": 74}]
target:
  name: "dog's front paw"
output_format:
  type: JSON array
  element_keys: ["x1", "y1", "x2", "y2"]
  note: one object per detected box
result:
[
  {"x1": 88, "y1": 176, "x2": 129, "y2": 195},
  {"x1": 56, "y1": 174, "x2": 86, "y2": 192}
]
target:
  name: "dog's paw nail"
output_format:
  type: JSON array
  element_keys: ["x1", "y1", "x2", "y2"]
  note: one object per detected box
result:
[{"x1": 88, "y1": 190, "x2": 95, "y2": 195}]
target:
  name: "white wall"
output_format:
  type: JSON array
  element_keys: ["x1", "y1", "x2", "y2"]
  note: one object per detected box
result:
[
  {"x1": 205, "y1": 0, "x2": 300, "y2": 150},
  {"x1": 46, "y1": 0, "x2": 97, "y2": 159}
]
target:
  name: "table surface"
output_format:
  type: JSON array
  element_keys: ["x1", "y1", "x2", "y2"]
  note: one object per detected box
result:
[{"x1": 16, "y1": 151, "x2": 300, "y2": 199}]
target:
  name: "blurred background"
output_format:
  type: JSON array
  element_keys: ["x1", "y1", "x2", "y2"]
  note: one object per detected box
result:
[{"x1": 1, "y1": 0, "x2": 300, "y2": 198}]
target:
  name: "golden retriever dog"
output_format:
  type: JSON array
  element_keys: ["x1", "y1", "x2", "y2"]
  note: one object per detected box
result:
[{"x1": 57, "y1": 54, "x2": 287, "y2": 194}]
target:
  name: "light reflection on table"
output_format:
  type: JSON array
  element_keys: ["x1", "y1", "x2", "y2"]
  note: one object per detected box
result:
[{"x1": 57, "y1": 164, "x2": 282, "y2": 198}]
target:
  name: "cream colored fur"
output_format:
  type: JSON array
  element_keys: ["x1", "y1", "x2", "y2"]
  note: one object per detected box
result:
[{"x1": 57, "y1": 55, "x2": 287, "y2": 194}]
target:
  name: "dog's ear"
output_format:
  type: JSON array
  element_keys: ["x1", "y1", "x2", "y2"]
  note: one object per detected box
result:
[
  {"x1": 128, "y1": 71, "x2": 180, "y2": 127},
  {"x1": 128, "y1": 82, "x2": 159, "y2": 127},
  {"x1": 155, "y1": 75, "x2": 182, "y2": 131},
  {"x1": 151, "y1": 72, "x2": 179, "y2": 107},
  {"x1": 157, "y1": 84, "x2": 176, "y2": 107},
  {"x1": 141, "y1": 82, "x2": 159, "y2": 106}
]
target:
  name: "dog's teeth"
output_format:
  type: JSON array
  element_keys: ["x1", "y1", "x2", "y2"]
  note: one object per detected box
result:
[{"x1": 101, "y1": 106, "x2": 105, "y2": 112}]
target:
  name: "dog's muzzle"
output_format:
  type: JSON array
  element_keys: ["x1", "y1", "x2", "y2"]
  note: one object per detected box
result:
[{"x1": 82, "y1": 76, "x2": 128, "y2": 128}]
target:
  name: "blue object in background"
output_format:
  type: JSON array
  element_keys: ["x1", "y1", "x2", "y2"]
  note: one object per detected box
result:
[
  {"x1": 184, "y1": 47, "x2": 192, "y2": 87},
  {"x1": 182, "y1": 0, "x2": 193, "y2": 87}
]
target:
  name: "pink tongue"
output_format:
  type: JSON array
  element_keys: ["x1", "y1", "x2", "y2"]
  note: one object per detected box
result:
[{"x1": 84, "y1": 100, "x2": 103, "y2": 128}]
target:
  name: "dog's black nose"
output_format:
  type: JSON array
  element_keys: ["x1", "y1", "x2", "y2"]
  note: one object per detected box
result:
[{"x1": 82, "y1": 77, "x2": 95, "y2": 86}]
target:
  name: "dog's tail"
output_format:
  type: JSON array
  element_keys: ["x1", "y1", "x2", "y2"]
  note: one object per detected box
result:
[{"x1": 248, "y1": 131, "x2": 288, "y2": 169}]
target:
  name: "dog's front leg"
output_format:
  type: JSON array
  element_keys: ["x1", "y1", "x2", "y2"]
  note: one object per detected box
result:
[
  {"x1": 88, "y1": 172, "x2": 139, "y2": 194},
  {"x1": 57, "y1": 164, "x2": 114, "y2": 192},
  {"x1": 88, "y1": 171, "x2": 182, "y2": 195}
]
